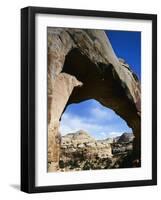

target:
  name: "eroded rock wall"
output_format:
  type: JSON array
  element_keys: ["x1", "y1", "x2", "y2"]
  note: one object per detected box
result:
[
  {"x1": 47, "y1": 73, "x2": 82, "y2": 171},
  {"x1": 60, "y1": 131, "x2": 112, "y2": 171},
  {"x1": 59, "y1": 131, "x2": 134, "y2": 171}
]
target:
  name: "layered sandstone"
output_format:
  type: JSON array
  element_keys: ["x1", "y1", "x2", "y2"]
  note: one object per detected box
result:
[
  {"x1": 59, "y1": 131, "x2": 134, "y2": 171},
  {"x1": 60, "y1": 130, "x2": 112, "y2": 171}
]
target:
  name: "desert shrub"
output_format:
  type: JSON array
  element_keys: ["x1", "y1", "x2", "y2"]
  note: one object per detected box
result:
[
  {"x1": 59, "y1": 160, "x2": 65, "y2": 168},
  {"x1": 83, "y1": 161, "x2": 91, "y2": 170}
]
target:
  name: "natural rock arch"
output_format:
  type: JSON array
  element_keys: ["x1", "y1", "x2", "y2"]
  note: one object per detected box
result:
[{"x1": 47, "y1": 28, "x2": 141, "y2": 172}]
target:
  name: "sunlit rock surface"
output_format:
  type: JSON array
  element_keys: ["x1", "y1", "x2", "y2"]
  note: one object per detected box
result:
[{"x1": 58, "y1": 130, "x2": 134, "y2": 171}]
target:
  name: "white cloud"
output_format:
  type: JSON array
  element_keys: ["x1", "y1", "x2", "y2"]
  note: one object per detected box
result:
[
  {"x1": 90, "y1": 107, "x2": 107, "y2": 118},
  {"x1": 108, "y1": 131, "x2": 123, "y2": 138},
  {"x1": 59, "y1": 100, "x2": 132, "y2": 139},
  {"x1": 60, "y1": 113, "x2": 103, "y2": 137},
  {"x1": 90, "y1": 104, "x2": 115, "y2": 121},
  {"x1": 59, "y1": 112, "x2": 130, "y2": 140},
  {"x1": 99, "y1": 132, "x2": 107, "y2": 138}
]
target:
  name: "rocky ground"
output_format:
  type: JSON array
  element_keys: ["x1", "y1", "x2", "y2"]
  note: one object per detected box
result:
[{"x1": 58, "y1": 130, "x2": 135, "y2": 172}]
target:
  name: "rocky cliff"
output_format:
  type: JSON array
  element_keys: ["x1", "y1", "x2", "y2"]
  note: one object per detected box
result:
[{"x1": 58, "y1": 130, "x2": 134, "y2": 171}]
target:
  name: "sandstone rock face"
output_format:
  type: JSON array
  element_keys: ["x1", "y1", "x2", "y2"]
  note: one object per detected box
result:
[
  {"x1": 112, "y1": 143, "x2": 133, "y2": 155},
  {"x1": 104, "y1": 138, "x2": 114, "y2": 143},
  {"x1": 48, "y1": 73, "x2": 83, "y2": 172},
  {"x1": 118, "y1": 132, "x2": 134, "y2": 143},
  {"x1": 60, "y1": 130, "x2": 112, "y2": 171},
  {"x1": 111, "y1": 133, "x2": 134, "y2": 156},
  {"x1": 47, "y1": 28, "x2": 141, "y2": 171},
  {"x1": 59, "y1": 131, "x2": 134, "y2": 171}
]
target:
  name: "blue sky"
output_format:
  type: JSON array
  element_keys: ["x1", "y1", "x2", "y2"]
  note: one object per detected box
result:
[
  {"x1": 60, "y1": 100, "x2": 132, "y2": 139},
  {"x1": 60, "y1": 30, "x2": 141, "y2": 139},
  {"x1": 106, "y1": 30, "x2": 141, "y2": 79}
]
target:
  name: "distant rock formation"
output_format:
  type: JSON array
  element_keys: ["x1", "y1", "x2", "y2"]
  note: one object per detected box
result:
[
  {"x1": 103, "y1": 132, "x2": 134, "y2": 144},
  {"x1": 103, "y1": 138, "x2": 114, "y2": 143},
  {"x1": 118, "y1": 132, "x2": 134, "y2": 143},
  {"x1": 62, "y1": 130, "x2": 95, "y2": 144},
  {"x1": 60, "y1": 130, "x2": 112, "y2": 171},
  {"x1": 58, "y1": 130, "x2": 134, "y2": 171}
]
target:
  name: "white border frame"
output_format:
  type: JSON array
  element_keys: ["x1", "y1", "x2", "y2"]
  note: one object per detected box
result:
[{"x1": 35, "y1": 14, "x2": 152, "y2": 187}]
